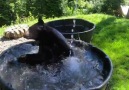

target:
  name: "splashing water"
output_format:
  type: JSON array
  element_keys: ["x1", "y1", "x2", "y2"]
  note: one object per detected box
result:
[
  {"x1": 70, "y1": 19, "x2": 76, "y2": 45},
  {"x1": 73, "y1": 19, "x2": 76, "y2": 28},
  {"x1": 0, "y1": 42, "x2": 104, "y2": 90}
]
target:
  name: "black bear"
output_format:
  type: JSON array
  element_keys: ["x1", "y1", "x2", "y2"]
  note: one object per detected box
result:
[{"x1": 17, "y1": 18, "x2": 73, "y2": 65}]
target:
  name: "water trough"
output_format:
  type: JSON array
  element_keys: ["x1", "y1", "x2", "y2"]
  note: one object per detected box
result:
[
  {"x1": 0, "y1": 39, "x2": 113, "y2": 90},
  {"x1": 46, "y1": 19, "x2": 95, "y2": 43}
]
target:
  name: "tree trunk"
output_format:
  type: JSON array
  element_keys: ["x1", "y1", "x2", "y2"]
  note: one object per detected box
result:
[{"x1": 126, "y1": 9, "x2": 129, "y2": 19}]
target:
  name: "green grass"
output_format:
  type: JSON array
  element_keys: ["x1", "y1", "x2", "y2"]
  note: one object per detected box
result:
[
  {"x1": 77, "y1": 14, "x2": 129, "y2": 90},
  {"x1": 1, "y1": 14, "x2": 129, "y2": 89},
  {"x1": 76, "y1": 14, "x2": 129, "y2": 90}
]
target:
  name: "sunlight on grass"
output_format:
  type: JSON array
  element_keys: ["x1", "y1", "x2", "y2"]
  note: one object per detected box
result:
[{"x1": 112, "y1": 77, "x2": 129, "y2": 90}]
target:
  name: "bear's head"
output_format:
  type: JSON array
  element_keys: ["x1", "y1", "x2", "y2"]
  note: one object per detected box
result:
[{"x1": 24, "y1": 17, "x2": 45, "y2": 40}]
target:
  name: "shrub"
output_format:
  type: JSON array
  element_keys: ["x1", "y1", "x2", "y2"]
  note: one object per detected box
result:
[
  {"x1": 101, "y1": 0, "x2": 124, "y2": 15},
  {"x1": 0, "y1": 0, "x2": 16, "y2": 26}
]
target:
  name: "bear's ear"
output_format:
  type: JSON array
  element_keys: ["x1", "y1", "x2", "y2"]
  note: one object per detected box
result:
[{"x1": 38, "y1": 17, "x2": 44, "y2": 25}]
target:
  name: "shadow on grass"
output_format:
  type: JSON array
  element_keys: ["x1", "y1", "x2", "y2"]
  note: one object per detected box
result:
[
  {"x1": 93, "y1": 16, "x2": 129, "y2": 47},
  {"x1": 95, "y1": 17, "x2": 116, "y2": 34}
]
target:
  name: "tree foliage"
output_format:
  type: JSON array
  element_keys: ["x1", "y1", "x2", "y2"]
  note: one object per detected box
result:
[
  {"x1": 101, "y1": 0, "x2": 124, "y2": 15},
  {"x1": 0, "y1": 0, "x2": 127, "y2": 26},
  {"x1": 0, "y1": 0, "x2": 16, "y2": 26},
  {"x1": 0, "y1": 0, "x2": 63, "y2": 26}
]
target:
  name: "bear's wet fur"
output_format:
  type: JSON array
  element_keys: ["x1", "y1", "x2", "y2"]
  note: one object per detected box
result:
[{"x1": 17, "y1": 18, "x2": 73, "y2": 66}]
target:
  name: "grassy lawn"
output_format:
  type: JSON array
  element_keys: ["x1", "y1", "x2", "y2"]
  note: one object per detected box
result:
[{"x1": 0, "y1": 14, "x2": 129, "y2": 89}]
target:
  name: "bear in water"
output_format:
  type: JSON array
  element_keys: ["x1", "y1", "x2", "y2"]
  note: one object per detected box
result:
[{"x1": 17, "y1": 18, "x2": 73, "y2": 65}]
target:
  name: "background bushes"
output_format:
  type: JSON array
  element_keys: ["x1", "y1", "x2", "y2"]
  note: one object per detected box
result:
[
  {"x1": 101, "y1": 0, "x2": 124, "y2": 15},
  {"x1": 0, "y1": 0, "x2": 16, "y2": 26},
  {"x1": 0, "y1": 0, "x2": 128, "y2": 26}
]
